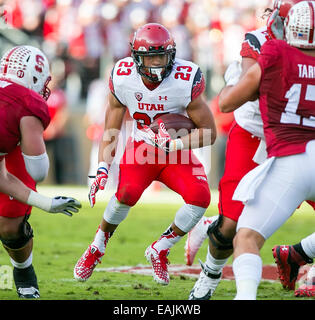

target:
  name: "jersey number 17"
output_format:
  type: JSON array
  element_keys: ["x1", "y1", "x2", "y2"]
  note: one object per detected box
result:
[{"x1": 281, "y1": 83, "x2": 315, "y2": 127}]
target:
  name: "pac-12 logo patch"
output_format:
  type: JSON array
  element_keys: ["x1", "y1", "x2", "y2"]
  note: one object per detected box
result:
[{"x1": 135, "y1": 92, "x2": 143, "y2": 101}]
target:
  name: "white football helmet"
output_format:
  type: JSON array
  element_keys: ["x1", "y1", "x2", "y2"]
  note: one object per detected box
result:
[
  {"x1": 284, "y1": 1, "x2": 315, "y2": 49},
  {"x1": 0, "y1": 45, "x2": 51, "y2": 100}
]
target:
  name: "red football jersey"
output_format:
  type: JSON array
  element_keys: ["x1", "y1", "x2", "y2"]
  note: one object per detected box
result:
[
  {"x1": 0, "y1": 79, "x2": 50, "y2": 156},
  {"x1": 258, "y1": 40, "x2": 315, "y2": 158}
]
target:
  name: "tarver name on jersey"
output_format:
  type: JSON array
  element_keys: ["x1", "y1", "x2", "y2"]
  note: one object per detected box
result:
[{"x1": 298, "y1": 64, "x2": 315, "y2": 78}]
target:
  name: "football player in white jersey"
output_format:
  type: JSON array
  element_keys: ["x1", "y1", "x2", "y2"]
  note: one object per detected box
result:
[
  {"x1": 73, "y1": 23, "x2": 217, "y2": 285},
  {"x1": 187, "y1": 0, "x2": 314, "y2": 300}
]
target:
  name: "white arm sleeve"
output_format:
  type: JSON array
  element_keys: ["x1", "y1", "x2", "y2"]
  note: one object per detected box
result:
[{"x1": 22, "y1": 152, "x2": 50, "y2": 182}]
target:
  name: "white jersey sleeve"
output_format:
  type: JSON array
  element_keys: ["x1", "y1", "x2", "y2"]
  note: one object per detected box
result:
[
  {"x1": 234, "y1": 27, "x2": 270, "y2": 139},
  {"x1": 110, "y1": 57, "x2": 203, "y2": 145}
]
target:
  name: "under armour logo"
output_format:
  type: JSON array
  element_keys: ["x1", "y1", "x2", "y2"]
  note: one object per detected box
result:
[{"x1": 159, "y1": 96, "x2": 168, "y2": 101}]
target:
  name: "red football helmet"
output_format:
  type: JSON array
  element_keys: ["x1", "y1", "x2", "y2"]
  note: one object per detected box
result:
[
  {"x1": 273, "y1": 0, "x2": 304, "y2": 18},
  {"x1": 130, "y1": 23, "x2": 176, "y2": 82}
]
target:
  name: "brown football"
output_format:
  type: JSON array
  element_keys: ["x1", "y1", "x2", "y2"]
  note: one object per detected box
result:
[{"x1": 150, "y1": 113, "x2": 196, "y2": 139}]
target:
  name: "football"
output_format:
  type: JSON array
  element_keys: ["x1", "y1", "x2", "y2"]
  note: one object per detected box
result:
[{"x1": 150, "y1": 113, "x2": 196, "y2": 139}]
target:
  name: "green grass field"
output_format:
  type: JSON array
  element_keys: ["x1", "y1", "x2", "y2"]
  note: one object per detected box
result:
[{"x1": 0, "y1": 187, "x2": 314, "y2": 301}]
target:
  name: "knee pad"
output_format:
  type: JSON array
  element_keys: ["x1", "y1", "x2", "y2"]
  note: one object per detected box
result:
[
  {"x1": 183, "y1": 183, "x2": 210, "y2": 208},
  {"x1": 103, "y1": 195, "x2": 130, "y2": 225},
  {"x1": 207, "y1": 215, "x2": 233, "y2": 250},
  {"x1": 174, "y1": 204, "x2": 206, "y2": 233},
  {"x1": 1, "y1": 215, "x2": 33, "y2": 250}
]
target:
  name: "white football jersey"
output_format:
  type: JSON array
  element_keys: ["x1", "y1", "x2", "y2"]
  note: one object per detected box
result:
[
  {"x1": 234, "y1": 26, "x2": 270, "y2": 139},
  {"x1": 111, "y1": 57, "x2": 202, "y2": 145}
]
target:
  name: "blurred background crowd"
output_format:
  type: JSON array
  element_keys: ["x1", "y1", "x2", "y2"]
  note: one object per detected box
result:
[{"x1": 0, "y1": 0, "x2": 271, "y2": 188}]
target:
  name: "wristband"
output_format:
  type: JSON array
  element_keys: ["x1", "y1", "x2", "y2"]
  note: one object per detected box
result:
[
  {"x1": 27, "y1": 190, "x2": 52, "y2": 212},
  {"x1": 97, "y1": 161, "x2": 110, "y2": 174}
]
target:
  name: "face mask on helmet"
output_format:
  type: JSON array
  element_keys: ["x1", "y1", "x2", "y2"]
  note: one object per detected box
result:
[
  {"x1": 284, "y1": 1, "x2": 315, "y2": 49},
  {"x1": 131, "y1": 23, "x2": 176, "y2": 82},
  {"x1": 0, "y1": 45, "x2": 51, "y2": 100}
]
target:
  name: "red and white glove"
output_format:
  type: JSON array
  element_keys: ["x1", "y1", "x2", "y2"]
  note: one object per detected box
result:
[
  {"x1": 267, "y1": 8, "x2": 284, "y2": 40},
  {"x1": 143, "y1": 119, "x2": 184, "y2": 153},
  {"x1": 88, "y1": 162, "x2": 109, "y2": 208}
]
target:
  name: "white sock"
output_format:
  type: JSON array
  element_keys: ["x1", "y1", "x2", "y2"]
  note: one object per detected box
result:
[
  {"x1": 232, "y1": 253, "x2": 262, "y2": 300},
  {"x1": 153, "y1": 225, "x2": 182, "y2": 252},
  {"x1": 205, "y1": 247, "x2": 228, "y2": 275},
  {"x1": 301, "y1": 232, "x2": 315, "y2": 259},
  {"x1": 91, "y1": 225, "x2": 113, "y2": 254},
  {"x1": 10, "y1": 252, "x2": 33, "y2": 269}
]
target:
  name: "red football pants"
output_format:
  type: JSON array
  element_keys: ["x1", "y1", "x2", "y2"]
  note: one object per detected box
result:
[
  {"x1": 218, "y1": 122, "x2": 261, "y2": 222},
  {"x1": 0, "y1": 146, "x2": 36, "y2": 217},
  {"x1": 115, "y1": 139, "x2": 210, "y2": 208}
]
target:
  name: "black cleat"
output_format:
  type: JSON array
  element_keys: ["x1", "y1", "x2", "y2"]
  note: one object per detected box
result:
[{"x1": 13, "y1": 265, "x2": 40, "y2": 299}]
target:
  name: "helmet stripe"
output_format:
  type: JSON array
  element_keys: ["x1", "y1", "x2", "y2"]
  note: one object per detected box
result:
[
  {"x1": 3, "y1": 46, "x2": 19, "y2": 75},
  {"x1": 308, "y1": 1, "x2": 315, "y2": 44}
]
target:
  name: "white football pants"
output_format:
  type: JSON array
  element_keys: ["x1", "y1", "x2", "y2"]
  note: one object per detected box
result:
[{"x1": 237, "y1": 140, "x2": 315, "y2": 239}]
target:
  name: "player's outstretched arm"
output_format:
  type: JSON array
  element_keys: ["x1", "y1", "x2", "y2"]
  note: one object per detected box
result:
[
  {"x1": 219, "y1": 63, "x2": 261, "y2": 113},
  {"x1": 0, "y1": 159, "x2": 81, "y2": 216}
]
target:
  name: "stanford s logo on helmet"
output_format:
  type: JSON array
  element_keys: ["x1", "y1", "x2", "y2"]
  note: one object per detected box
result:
[
  {"x1": 131, "y1": 23, "x2": 176, "y2": 82},
  {"x1": 0, "y1": 45, "x2": 51, "y2": 100},
  {"x1": 285, "y1": 1, "x2": 315, "y2": 49}
]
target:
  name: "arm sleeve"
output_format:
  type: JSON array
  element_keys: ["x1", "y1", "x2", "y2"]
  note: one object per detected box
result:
[
  {"x1": 109, "y1": 66, "x2": 125, "y2": 106},
  {"x1": 240, "y1": 33, "x2": 261, "y2": 60},
  {"x1": 191, "y1": 68, "x2": 205, "y2": 101},
  {"x1": 22, "y1": 152, "x2": 49, "y2": 182},
  {"x1": 23, "y1": 92, "x2": 51, "y2": 130}
]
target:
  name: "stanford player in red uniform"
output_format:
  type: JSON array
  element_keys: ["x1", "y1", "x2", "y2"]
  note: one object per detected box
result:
[
  {"x1": 219, "y1": 1, "x2": 315, "y2": 300},
  {"x1": 0, "y1": 45, "x2": 81, "y2": 299},
  {"x1": 187, "y1": 0, "x2": 311, "y2": 301}
]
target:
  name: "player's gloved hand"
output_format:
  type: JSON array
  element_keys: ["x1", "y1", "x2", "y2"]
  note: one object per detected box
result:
[
  {"x1": 49, "y1": 196, "x2": 82, "y2": 217},
  {"x1": 267, "y1": 8, "x2": 284, "y2": 40},
  {"x1": 143, "y1": 119, "x2": 184, "y2": 153},
  {"x1": 224, "y1": 61, "x2": 242, "y2": 86},
  {"x1": 88, "y1": 163, "x2": 109, "y2": 208}
]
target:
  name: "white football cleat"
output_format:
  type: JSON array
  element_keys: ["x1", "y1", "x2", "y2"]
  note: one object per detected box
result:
[
  {"x1": 185, "y1": 215, "x2": 219, "y2": 266},
  {"x1": 188, "y1": 259, "x2": 222, "y2": 300},
  {"x1": 145, "y1": 241, "x2": 170, "y2": 285}
]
